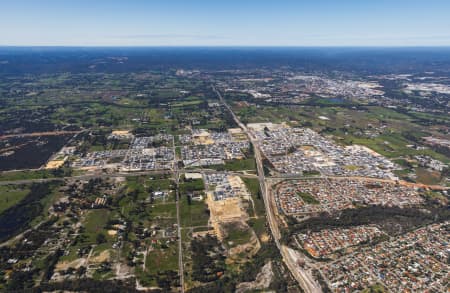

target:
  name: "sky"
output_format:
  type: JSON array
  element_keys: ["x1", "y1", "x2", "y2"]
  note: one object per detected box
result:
[{"x1": 1, "y1": 0, "x2": 450, "y2": 47}]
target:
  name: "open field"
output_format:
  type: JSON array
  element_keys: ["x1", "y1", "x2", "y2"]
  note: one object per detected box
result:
[
  {"x1": 82, "y1": 209, "x2": 112, "y2": 244},
  {"x1": 0, "y1": 170, "x2": 58, "y2": 181},
  {"x1": 179, "y1": 197, "x2": 210, "y2": 228},
  {"x1": 146, "y1": 244, "x2": 179, "y2": 274},
  {"x1": 210, "y1": 158, "x2": 256, "y2": 171},
  {"x1": 0, "y1": 185, "x2": 30, "y2": 213}
]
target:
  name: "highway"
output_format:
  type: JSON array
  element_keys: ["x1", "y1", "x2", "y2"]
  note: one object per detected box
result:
[
  {"x1": 0, "y1": 168, "x2": 257, "y2": 186},
  {"x1": 0, "y1": 170, "x2": 171, "y2": 186},
  {"x1": 213, "y1": 86, "x2": 322, "y2": 293}
]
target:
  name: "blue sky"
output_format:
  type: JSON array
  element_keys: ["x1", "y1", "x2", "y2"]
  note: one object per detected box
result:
[{"x1": 1, "y1": 0, "x2": 450, "y2": 46}]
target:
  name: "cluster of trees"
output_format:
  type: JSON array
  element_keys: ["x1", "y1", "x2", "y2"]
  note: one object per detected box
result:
[
  {"x1": 430, "y1": 144, "x2": 450, "y2": 158},
  {"x1": 180, "y1": 178, "x2": 205, "y2": 194},
  {"x1": 81, "y1": 178, "x2": 109, "y2": 196},
  {"x1": 0, "y1": 135, "x2": 69, "y2": 171},
  {"x1": 0, "y1": 107, "x2": 56, "y2": 134},
  {"x1": 188, "y1": 238, "x2": 289, "y2": 293},
  {"x1": 41, "y1": 249, "x2": 64, "y2": 282},
  {"x1": 37, "y1": 278, "x2": 145, "y2": 293},
  {"x1": 186, "y1": 277, "x2": 236, "y2": 293},
  {"x1": 4, "y1": 269, "x2": 37, "y2": 291},
  {"x1": 155, "y1": 270, "x2": 180, "y2": 291},
  {"x1": 312, "y1": 269, "x2": 332, "y2": 293},
  {"x1": 0, "y1": 218, "x2": 59, "y2": 290},
  {"x1": 441, "y1": 167, "x2": 450, "y2": 178},
  {"x1": 262, "y1": 158, "x2": 274, "y2": 176},
  {"x1": 238, "y1": 243, "x2": 279, "y2": 282},
  {"x1": 77, "y1": 130, "x2": 110, "y2": 155},
  {"x1": 0, "y1": 182, "x2": 57, "y2": 242},
  {"x1": 191, "y1": 235, "x2": 226, "y2": 283},
  {"x1": 222, "y1": 108, "x2": 238, "y2": 128},
  {"x1": 285, "y1": 204, "x2": 450, "y2": 240},
  {"x1": 50, "y1": 166, "x2": 73, "y2": 177}
]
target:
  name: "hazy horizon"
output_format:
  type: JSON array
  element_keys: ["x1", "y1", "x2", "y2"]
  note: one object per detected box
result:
[{"x1": 2, "y1": 0, "x2": 450, "y2": 47}]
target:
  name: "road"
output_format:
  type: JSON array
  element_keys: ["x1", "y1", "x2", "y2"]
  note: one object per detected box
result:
[
  {"x1": 175, "y1": 171, "x2": 184, "y2": 292},
  {"x1": 0, "y1": 168, "x2": 257, "y2": 186},
  {"x1": 214, "y1": 86, "x2": 322, "y2": 293},
  {"x1": 0, "y1": 169, "x2": 170, "y2": 185},
  {"x1": 175, "y1": 170, "x2": 184, "y2": 293},
  {"x1": 0, "y1": 130, "x2": 82, "y2": 140}
]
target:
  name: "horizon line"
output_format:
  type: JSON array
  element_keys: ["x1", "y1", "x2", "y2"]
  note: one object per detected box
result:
[{"x1": 2, "y1": 45, "x2": 450, "y2": 49}]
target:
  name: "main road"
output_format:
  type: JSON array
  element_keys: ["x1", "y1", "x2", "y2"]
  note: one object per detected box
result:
[
  {"x1": 175, "y1": 169, "x2": 184, "y2": 293},
  {"x1": 173, "y1": 135, "x2": 185, "y2": 293},
  {"x1": 0, "y1": 168, "x2": 257, "y2": 186},
  {"x1": 213, "y1": 86, "x2": 321, "y2": 293}
]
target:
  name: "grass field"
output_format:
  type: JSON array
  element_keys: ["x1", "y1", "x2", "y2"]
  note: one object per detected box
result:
[
  {"x1": 0, "y1": 185, "x2": 30, "y2": 214},
  {"x1": 179, "y1": 178, "x2": 204, "y2": 194},
  {"x1": 297, "y1": 191, "x2": 320, "y2": 204},
  {"x1": 242, "y1": 178, "x2": 267, "y2": 240},
  {"x1": 210, "y1": 159, "x2": 256, "y2": 171},
  {"x1": 415, "y1": 167, "x2": 442, "y2": 185},
  {"x1": 242, "y1": 178, "x2": 265, "y2": 217},
  {"x1": 146, "y1": 244, "x2": 179, "y2": 274},
  {"x1": 223, "y1": 224, "x2": 253, "y2": 247},
  {"x1": 82, "y1": 209, "x2": 112, "y2": 244},
  {"x1": 361, "y1": 283, "x2": 387, "y2": 293},
  {"x1": 179, "y1": 197, "x2": 209, "y2": 227},
  {"x1": 126, "y1": 176, "x2": 174, "y2": 202},
  {"x1": 30, "y1": 182, "x2": 62, "y2": 227},
  {"x1": 59, "y1": 209, "x2": 114, "y2": 262},
  {"x1": 135, "y1": 242, "x2": 179, "y2": 287},
  {"x1": 339, "y1": 132, "x2": 449, "y2": 162},
  {"x1": 172, "y1": 100, "x2": 203, "y2": 107},
  {"x1": 226, "y1": 159, "x2": 256, "y2": 171},
  {"x1": 150, "y1": 202, "x2": 177, "y2": 219},
  {"x1": 147, "y1": 178, "x2": 174, "y2": 192},
  {"x1": 0, "y1": 170, "x2": 57, "y2": 181},
  {"x1": 125, "y1": 176, "x2": 148, "y2": 200},
  {"x1": 248, "y1": 217, "x2": 266, "y2": 240}
]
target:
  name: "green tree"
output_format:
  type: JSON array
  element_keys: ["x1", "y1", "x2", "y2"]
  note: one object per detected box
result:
[{"x1": 96, "y1": 233, "x2": 107, "y2": 244}]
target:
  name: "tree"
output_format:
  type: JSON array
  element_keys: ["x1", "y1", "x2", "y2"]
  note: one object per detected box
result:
[
  {"x1": 96, "y1": 233, "x2": 107, "y2": 244},
  {"x1": 76, "y1": 266, "x2": 87, "y2": 278},
  {"x1": 187, "y1": 194, "x2": 192, "y2": 205}
]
